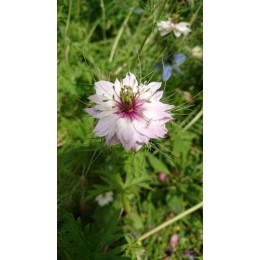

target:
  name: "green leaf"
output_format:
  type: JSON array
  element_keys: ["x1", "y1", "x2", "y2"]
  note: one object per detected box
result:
[
  {"x1": 58, "y1": 212, "x2": 129, "y2": 259},
  {"x1": 122, "y1": 193, "x2": 131, "y2": 215},
  {"x1": 147, "y1": 154, "x2": 170, "y2": 174},
  {"x1": 166, "y1": 195, "x2": 184, "y2": 214},
  {"x1": 131, "y1": 212, "x2": 144, "y2": 230}
]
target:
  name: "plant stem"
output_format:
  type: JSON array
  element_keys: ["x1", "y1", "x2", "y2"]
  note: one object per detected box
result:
[
  {"x1": 189, "y1": 1, "x2": 203, "y2": 27},
  {"x1": 182, "y1": 108, "x2": 203, "y2": 132},
  {"x1": 64, "y1": 0, "x2": 72, "y2": 63},
  {"x1": 100, "y1": 0, "x2": 106, "y2": 40},
  {"x1": 109, "y1": 7, "x2": 134, "y2": 63},
  {"x1": 131, "y1": 1, "x2": 167, "y2": 67},
  {"x1": 179, "y1": 106, "x2": 199, "y2": 128},
  {"x1": 65, "y1": 0, "x2": 72, "y2": 37},
  {"x1": 137, "y1": 201, "x2": 203, "y2": 242}
]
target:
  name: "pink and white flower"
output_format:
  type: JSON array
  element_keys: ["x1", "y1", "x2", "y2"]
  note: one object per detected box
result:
[
  {"x1": 157, "y1": 19, "x2": 191, "y2": 37},
  {"x1": 86, "y1": 72, "x2": 173, "y2": 152}
]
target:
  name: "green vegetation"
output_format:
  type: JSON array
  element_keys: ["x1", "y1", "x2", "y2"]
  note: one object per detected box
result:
[{"x1": 58, "y1": 0, "x2": 203, "y2": 259}]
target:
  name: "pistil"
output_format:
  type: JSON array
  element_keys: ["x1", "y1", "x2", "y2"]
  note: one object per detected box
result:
[{"x1": 119, "y1": 85, "x2": 135, "y2": 112}]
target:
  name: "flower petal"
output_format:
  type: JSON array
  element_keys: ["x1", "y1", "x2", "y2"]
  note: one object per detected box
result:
[
  {"x1": 173, "y1": 29, "x2": 182, "y2": 38},
  {"x1": 88, "y1": 94, "x2": 113, "y2": 105},
  {"x1": 139, "y1": 82, "x2": 162, "y2": 100},
  {"x1": 95, "y1": 80, "x2": 115, "y2": 98},
  {"x1": 122, "y1": 72, "x2": 138, "y2": 92},
  {"x1": 94, "y1": 114, "x2": 119, "y2": 137},
  {"x1": 113, "y1": 79, "x2": 121, "y2": 98},
  {"x1": 133, "y1": 118, "x2": 167, "y2": 139},
  {"x1": 157, "y1": 21, "x2": 174, "y2": 36},
  {"x1": 88, "y1": 95, "x2": 115, "y2": 113},
  {"x1": 142, "y1": 108, "x2": 172, "y2": 122},
  {"x1": 143, "y1": 101, "x2": 174, "y2": 112},
  {"x1": 174, "y1": 22, "x2": 191, "y2": 36},
  {"x1": 85, "y1": 108, "x2": 99, "y2": 117},
  {"x1": 150, "y1": 91, "x2": 163, "y2": 101},
  {"x1": 147, "y1": 82, "x2": 162, "y2": 93},
  {"x1": 115, "y1": 118, "x2": 138, "y2": 151},
  {"x1": 173, "y1": 54, "x2": 186, "y2": 66},
  {"x1": 106, "y1": 134, "x2": 120, "y2": 146},
  {"x1": 94, "y1": 110, "x2": 117, "y2": 119},
  {"x1": 131, "y1": 143, "x2": 143, "y2": 152},
  {"x1": 162, "y1": 65, "x2": 173, "y2": 81}
]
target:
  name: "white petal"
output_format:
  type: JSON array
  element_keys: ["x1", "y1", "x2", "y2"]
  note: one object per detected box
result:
[
  {"x1": 133, "y1": 118, "x2": 167, "y2": 139},
  {"x1": 94, "y1": 110, "x2": 117, "y2": 119},
  {"x1": 95, "y1": 80, "x2": 115, "y2": 98},
  {"x1": 122, "y1": 72, "x2": 138, "y2": 92},
  {"x1": 142, "y1": 101, "x2": 174, "y2": 112},
  {"x1": 106, "y1": 134, "x2": 120, "y2": 146},
  {"x1": 173, "y1": 29, "x2": 182, "y2": 38},
  {"x1": 178, "y1": 22, "x2": 190, "y2": 27},
  {"x1": 139, "y1": 82, "x2": 162, "y2": 99},
  {"x1": 131, "y1": 143, "x2": 143, "y2": 152},
  {"x1": 142, "y1": 108, "x2": 172, "y2": 121},
  {"x1": 94, "y1": 102, "x2": 116, "y2": 111},
  {"x1": 133, "y1": 119, "x2": 155, "y2": 138},
  {"x1": 88, "y1": 96, "x2": 115, "y2": 113},
  {"x1": 148, "y1": 82, "x2": 161, "y2": 92},
  {"x1": 85, "y1": 108, "x2": 99, "y2": 117},
  {"x1": 174, "y1": 22, "x2": 191, "y2": 36},
  {"x1": 88, "y1": 94, "x2": 104, "y2": 104},
  {"x1": 115, "y1": 118, "x2": 138, "y2": 151},
  {"x1": 94, "y1": 114, "x2": 118, "y2": 137},
  {"x1": 157, "y1": 20, "x2": 174, "y2": 36},
  {"x1": 150, "y1": 91, "x2": 163, "y2": 101},
  {"x1": 113, "y1": 79, "x2": 121, "y2": 98}
]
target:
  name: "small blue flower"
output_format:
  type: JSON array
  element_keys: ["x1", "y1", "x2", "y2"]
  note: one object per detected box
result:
[
  {"x1": 162, "y1": 65, "x2": 173, "y2": 81},
  {"x1": 173, "y1": 53, "x2": 186, "y2": 66},
  {"x1": 155, "y1": 53, "x2": 186, "y2": 81},
  {"x1": 172, "y1": 53, "x2": 186, "y2": 75}
]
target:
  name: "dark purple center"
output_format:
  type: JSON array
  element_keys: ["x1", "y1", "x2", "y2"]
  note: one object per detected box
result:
[{"x1": 116, "y1": 97, "x2": 143, "y2": 120}]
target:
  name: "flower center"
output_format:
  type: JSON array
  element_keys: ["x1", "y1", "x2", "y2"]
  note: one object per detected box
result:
[{"x1": 119, "y1": 85, "x2": 135, "y2": 112}]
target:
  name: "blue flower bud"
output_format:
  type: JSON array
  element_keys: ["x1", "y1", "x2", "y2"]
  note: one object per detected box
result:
[{"x1": 162, "y1": 65, "x2": 173, "y2": 81}]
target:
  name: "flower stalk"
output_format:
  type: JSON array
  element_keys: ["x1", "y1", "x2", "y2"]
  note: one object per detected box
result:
[
  {"x1": 109, "y1": 8, "x2": 134, "y2": 62},
  {"x1": 137, "y1": 201, "x2": 203, "y2": 242},
  {"x1": 182, "y1": 108, "x2": 203, "y2": 132}
]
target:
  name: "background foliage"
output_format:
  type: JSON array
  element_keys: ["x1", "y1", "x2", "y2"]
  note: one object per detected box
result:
[{"x1": 58, "y1": 0, "x2": 203, "y2": 259}]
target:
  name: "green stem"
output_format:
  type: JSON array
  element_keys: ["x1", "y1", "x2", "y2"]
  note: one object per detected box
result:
[
  {"x1": 76, "y1": 0, "x2": 81, "y2": 20},
  {"x1": 179, "y1": 106, "x2": 199, "y2": 128},
  {"x1": 65, "y1": 0, "x2": 72, "y2": 37},
  {"x1": 177, "y1": 2, "x2": 202, "y2": 46},
  {"x1": 182, "y1": 108, "x2": 203, "y2": 132},
  {"x1": 64, "y1": 0, "x2": 72, "y2": 63},
  {"x1": 131, "y1": 1, "x2": 167, "y2": 67},
  {"x1": 189, "y1": 1, "x2": 203, "y2": 27},
  {"x1": 137, "y1": 201, "x2": 203, "y2": 242},
  {"x1": 100, "y1": 0, "x2": 106, "y2": 40},
  {"x1": 109, "y1": 7, "x2": 134, "y2": 62}
]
